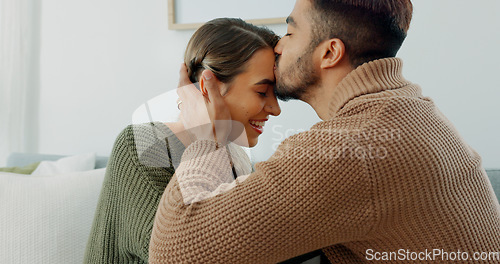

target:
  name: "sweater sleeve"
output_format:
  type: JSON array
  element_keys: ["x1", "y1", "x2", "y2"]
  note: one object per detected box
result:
[
  {"x1": 149, "y1": 128, "x2": 376, "y2": 264},
  {"x1": 174, "y1": 140, "x2": 251, "y2": 204}
]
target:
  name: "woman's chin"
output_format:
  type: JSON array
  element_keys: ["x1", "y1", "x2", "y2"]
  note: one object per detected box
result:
[
  {"x1": 229, "y1": 127, "x2": 260, "y2": 147},
  {"x1": 231, "y1": 137, "x2": 257, "y2": 148},
  {"x1": 247, "y1": 138, "x2": 258, "y2": 148},
  {"x1": 229, "y1": 134, "x2": 259, "y2": 147}
]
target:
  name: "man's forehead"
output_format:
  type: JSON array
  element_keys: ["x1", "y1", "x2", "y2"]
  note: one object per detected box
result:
[{"x1": 288, "y1": 0, "x2": 314, "y2": 28}]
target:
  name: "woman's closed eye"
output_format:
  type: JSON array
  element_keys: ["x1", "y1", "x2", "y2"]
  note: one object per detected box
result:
[{"x1": 254, "y1": 79, "x2": 275, "y2": 98}]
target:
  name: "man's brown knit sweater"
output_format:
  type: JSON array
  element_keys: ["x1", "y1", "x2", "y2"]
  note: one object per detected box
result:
[{"x1": 149, "y1": 58, "x2": 500, "y2": 263}]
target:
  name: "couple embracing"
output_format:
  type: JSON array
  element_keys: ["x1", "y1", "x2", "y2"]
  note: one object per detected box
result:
[{"x1": 85, "y1": 1, "x2": 500, "y2": 263}]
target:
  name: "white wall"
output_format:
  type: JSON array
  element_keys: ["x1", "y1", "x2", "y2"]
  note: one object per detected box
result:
[
  {"x1": 37, "y1": 0, "x2": 499, "y2": 168},
  {"x1": 398, "y1": 0, "x2": 500, "y2": 169},
  {"x1": 38, "y1": 0, "x2": 194, "y2": 156}
]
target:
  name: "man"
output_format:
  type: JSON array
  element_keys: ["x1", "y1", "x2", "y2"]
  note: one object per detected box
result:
[{"x1": 149, "y1": 0, "x2": 500, "y2": 263}]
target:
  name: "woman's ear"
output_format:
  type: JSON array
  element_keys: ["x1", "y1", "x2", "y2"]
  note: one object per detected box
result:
[
  {"x1": 320, "y1": 38, "x2": 346, "y2": 69},
  {"x1": 200, "y1": 77, "x2": 209, "y2": 97}
]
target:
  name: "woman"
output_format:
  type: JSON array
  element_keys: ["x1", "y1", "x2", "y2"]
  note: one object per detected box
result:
[{"x1": 83, "y1": 18, "x2": 281, "y2": 264}]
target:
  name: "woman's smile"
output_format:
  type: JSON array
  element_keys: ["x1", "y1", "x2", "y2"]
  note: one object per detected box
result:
[{"x1": 249, "y1": 118, "x2": 268, "y2": 134}]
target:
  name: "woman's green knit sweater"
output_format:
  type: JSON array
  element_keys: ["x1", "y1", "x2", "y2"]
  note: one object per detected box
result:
[{"x1": 83, "y1": 122, "x2": 186, "y2": 264}]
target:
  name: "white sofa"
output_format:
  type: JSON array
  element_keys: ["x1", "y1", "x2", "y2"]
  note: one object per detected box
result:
[{"x1": 2, "y1": 153, "x2": 499, "y2": 264}]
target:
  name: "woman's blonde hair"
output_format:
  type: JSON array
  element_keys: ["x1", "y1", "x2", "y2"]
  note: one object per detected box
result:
[{"x1": 184, "y1": 18, "x2": 280, "y2": 85}]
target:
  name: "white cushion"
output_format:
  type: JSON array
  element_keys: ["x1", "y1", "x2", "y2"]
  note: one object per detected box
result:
[
  {"x1": 31, "y1": 153, "x2": 96, "y2": 176},
  {"x1": 0, "y1": 169, "x2": 106, "y2": 264}
]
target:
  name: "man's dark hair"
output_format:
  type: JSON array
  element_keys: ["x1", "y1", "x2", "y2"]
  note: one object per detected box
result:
[{"x1": 309, "y1": 0, "x2": 413, "y2": 68}]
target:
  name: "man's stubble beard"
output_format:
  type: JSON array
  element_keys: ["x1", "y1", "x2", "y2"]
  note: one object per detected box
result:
[{"x1": 275, "y1": 47, "x2": 320, "y2": 102}]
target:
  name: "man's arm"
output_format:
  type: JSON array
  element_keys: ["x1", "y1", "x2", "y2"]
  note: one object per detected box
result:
[{"x1": 149, "y1": 130, "x2": 375, "y2": 264}]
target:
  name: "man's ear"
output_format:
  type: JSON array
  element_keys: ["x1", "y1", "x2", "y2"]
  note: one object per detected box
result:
[{"x1": 319, "y1": 38, "x2": 346, "y2": 69}]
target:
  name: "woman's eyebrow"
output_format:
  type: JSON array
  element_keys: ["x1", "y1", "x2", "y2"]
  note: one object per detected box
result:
[{"x1": 254, "y1": 79, "x2": 275, "y2": 86}]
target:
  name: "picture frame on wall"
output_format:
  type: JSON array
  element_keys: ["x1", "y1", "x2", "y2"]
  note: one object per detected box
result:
[{"x1": 167, "y1": 0, "x2": 292, "y2": 30}]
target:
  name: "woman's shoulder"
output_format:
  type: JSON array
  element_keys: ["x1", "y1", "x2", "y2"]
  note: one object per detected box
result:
[
  {"x1": 109, "y1": 122, "x2": 181, "y2": 169},
  {"x1": 115, "y1": 122, "x2": 172, "y2": 145},
  {"x1": 107, "y1": 122, "x2": 178, "y2": 191}
]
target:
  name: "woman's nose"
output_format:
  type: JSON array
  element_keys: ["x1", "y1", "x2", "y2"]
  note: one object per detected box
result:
[{"x1": 265, "y1": 92, "x2": 281, "y2": 116}]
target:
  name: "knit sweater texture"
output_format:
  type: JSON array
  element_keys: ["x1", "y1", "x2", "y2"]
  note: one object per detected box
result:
[
  {"x1": 149, "y1": 58, "x2": 500, "y2": 263},
  {"x1": 83, "y1": 122, "x2": 252, "y2": 264},
  {"x1": 83, "y1": 122, "x2": 185, "y2": 264}
]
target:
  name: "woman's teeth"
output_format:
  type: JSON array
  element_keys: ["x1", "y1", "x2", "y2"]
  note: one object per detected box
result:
[{"x1": 250, "y1": 121, "x2": 265, "y2": 127}]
